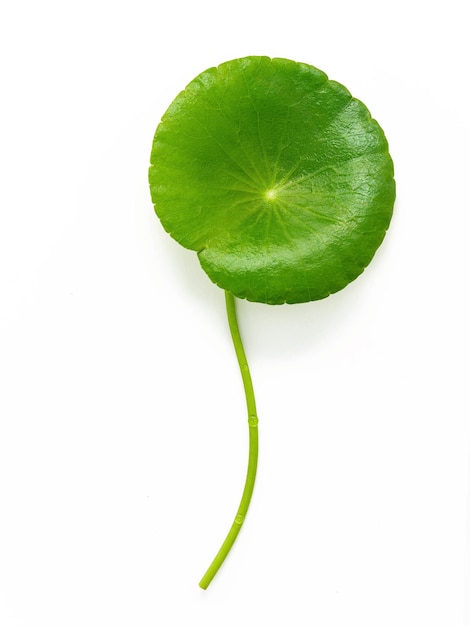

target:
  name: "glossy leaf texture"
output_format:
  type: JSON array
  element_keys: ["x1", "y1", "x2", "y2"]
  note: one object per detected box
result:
[{"x1": 149, "y1": 56, "x2": 395, "y2": 304}]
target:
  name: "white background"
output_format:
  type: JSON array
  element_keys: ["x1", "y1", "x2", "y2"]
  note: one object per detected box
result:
[{"x1": 0, "y1": 1, "x2": 469, "y2": 624}]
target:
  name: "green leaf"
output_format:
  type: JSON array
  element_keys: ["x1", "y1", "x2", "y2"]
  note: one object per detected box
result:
[{"x1": 149, "y1": 56, "x2": 395, "y2": 304}]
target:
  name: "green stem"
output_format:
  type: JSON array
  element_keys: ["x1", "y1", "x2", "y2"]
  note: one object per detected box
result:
[{"x1": 198, "y1": 291, "x2": 259, "y2": 590}]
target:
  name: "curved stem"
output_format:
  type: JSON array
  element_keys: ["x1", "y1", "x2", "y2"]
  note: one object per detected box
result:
[{"x1": 199, "y1": 291, "x2": 259, "y2": 590}]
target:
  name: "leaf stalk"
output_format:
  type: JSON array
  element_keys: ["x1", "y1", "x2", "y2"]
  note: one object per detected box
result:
[{"x1": 198, "y1": 291, "x2": 259, "y2": 589}]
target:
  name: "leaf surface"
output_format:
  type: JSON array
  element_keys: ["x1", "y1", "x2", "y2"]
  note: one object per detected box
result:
[{"x1": 149, "y1": 56, "x2": 395, "y2": 304}]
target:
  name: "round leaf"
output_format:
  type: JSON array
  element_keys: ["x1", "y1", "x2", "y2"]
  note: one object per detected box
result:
[{"x1": 149, "y1": 56, "x2": 395, "y2": 304}]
